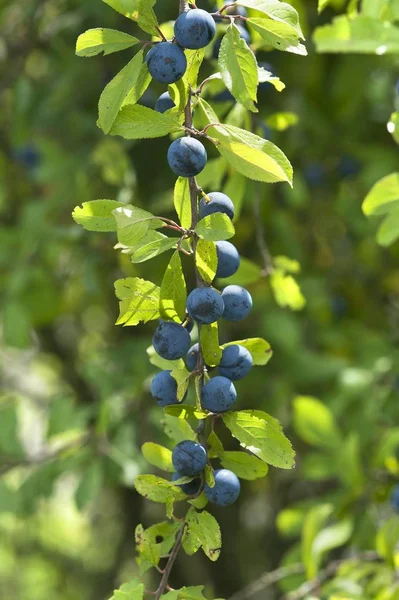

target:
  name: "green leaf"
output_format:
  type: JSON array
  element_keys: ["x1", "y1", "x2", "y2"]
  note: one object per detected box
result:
[
  {"x1": 0, "y1": 399, "x2": 24, "y2": 457},
  {"x1": 170, "y1": 49, "x2": 205, "y2": 111},
  {"x1": 141, "y1": 443, "x2": 174, "y2": 472},
  {"x1": 237, "y1": 0, "x2": 304, "y2": 38},
  {"x1": 76, "y1": 28, "x2": 139, "y2": 57},
  {"x1": 218, "y1": 451, "x2": 269, "y2": 480},
  {"x1": 174, "y1": 177, "x2": 192, "y2": 229},
  {"x1": 163, "y1": 414, "x2": 197, "y2": 443},
  {"x1": 248, "y1": 18, "x2": 307, "y2": 55},
  {"x1": 135, "y1": 474, "x2": 186, "y2": 504},
  {"x1": 108, "y1": 578, "x2": 144, "y2": 600},
  {"x1": 147, "y1": 346, "x2": 185, "y2": 371},
  {"x1": 377, "y1": 208, "x2": 399, "y2": 247},
  {"x1": 293, "y1": 396, "x2": 342, "y2": 449},
  {"x1": 266, "y1": 112, "x2": 299, "y2": 131},
  {"x1": 221, "y1": 338, "x2": 272, "y2": 366},
  {"x1": 218, "y1": 24, "x2": 258, "y2": 112},
  {"x1": 136, "y1": 521, "x2": 180, "y2": 567},
  {"x1": 200, "y1": 323, "x2": 222, "y2": 367},
  {"x1": 188, "y1": 492, "x2": 208, "y2": 510},
  {"x1": 72, "y1": 200, "x2": 124, "y2": 232},
  {"x1": 314, "y1": 15, "x2": 399, "y2": 54},
  {"x1": 376, "y1": 516, "x2": 399, "y2": 566},
  {"x1": 270, "y1": 270, "x2": 306, "y2": 311},
  {"x1": 109, "y1": 104, "x2": 184, "y2": 140},
  {"x1": 195, "y1": 213, "x2": 235, "y2": 241},
  {"x1": 171, "y1": 367, "x2": 191, "y2": 401},
  {"x1": 207, "y1": 430, "x2": 224, "y2": 454},
  {"x1": 162, "y1": 587, "x2": 208, "y2": 600},
  {"x1": 205, "y1": 464, "x2": 215, "y2": 488},
  {"x1": 113, "y1": 205, "x2": 164, "y2": 246},
  {"x1": 184, "y1": 508, "x2": 222, "y2": 561},
  {"x1": 164, "y1": 405, "x2": 209, "y2": 420},
  {"x1": 258, "y1": 65, "x2": 286, "y2": 91},
  {"x1": 75, "y1": 460, "x2": 103, "y2": 510},
  {"x1": 362, "y1": 173, "x2": 399, "y2": 216},
  {"x1": 273, "y1": 255, "x2": 301, "y2": 273},
  {"x1": 114, "y1": 277, "x2": 160, "y2": 326},
  {"x1": 99, "y1": 50, "x2": 148, "y2": 135},
  {"x1": 129, "y1": 232, "x2": 177, "y2": 263},
  {"x1": 204, "y1": 119, "x2": 293, "y2": 185},
  {"x1": 102, "y1": 0, "x2": 159, "y2": 36},
  {"x1": 160, "y1": 252, "x2": 187, "y2": 323},
  {"x1": 222, "y1": 410, "x2": 295, "y2": 469},
  {"x1": 196, "y1": 239, "x2": 218, "y2": 284}
]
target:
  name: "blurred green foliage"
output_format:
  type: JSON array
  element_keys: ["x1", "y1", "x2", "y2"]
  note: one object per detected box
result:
[{"x1": 0, "y1": 0, "x2": 398, "y2": 599}]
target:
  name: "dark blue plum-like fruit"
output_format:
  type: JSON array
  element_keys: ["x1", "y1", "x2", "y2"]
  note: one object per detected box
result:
[
  {"x1": 391, "y1": 485, "x2": 399, "y2": 511},
  {"x1": 151, "y1": 370, "x2": 185, "y2": 407},
  {"x1": 304, "y1": 162, "x2": 325, "y2": 188},
  {"x1": 172, "y1": 440, "x2": 207, "y2": 476},
  {"x1": 222, "y1": 285, "x2": 253, "y2": 322},
  {"x1": 215, "y1": 241, "x2": 240, "y2": 278},
  {"x1": 174, "y1": 9, "x2": 216, "y2": 50},
  {"x1": 172, "y1": 472, "x2": 201, "y2": 495},
  {"x1": 204, "y1": 469, "x2": 240, "y2": 506},
  {"x1": 153, "y1": 321, "x2": 191, "y2": 360},
  {"x1": 167, "y1": 137, "x2": 207, "y2": 177},
  {"x1": 185, "y1": 343, "x2": 199, "y2": 371},
  {"x1": 201, "y1": 376, "x2": 237, "y2": 413},
  {"x1": 187, "y1": 287, "x2": 224, "y2": 325},
  {"x1": 14, "y1": 144, "x2": 41, "y2": 169},
  {"x1": 155, "y1": 92, "x2": 175, "y2": 113},
  {"x1": 337, "y1": 155, "x2": 361, "y2": 179},
  {"x1": 199, "y1": 192, "x2": 235, "y2": 221},
  {"x1": 219, "y1": 344, "x2": 253, "y2": 381},
  {"x1": 145, "y1": 42, "x2": 187, "y2": 84}
]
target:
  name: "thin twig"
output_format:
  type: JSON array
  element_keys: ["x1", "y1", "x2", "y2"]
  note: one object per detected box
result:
[
  {"x1": 228, "y1": 564, "x2": 304, "y2": 600},
  {"x1": 154, "y1": 523, "x2": 186, "y2": 600}
]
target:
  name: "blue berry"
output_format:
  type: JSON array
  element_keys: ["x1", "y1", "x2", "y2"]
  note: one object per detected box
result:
[
  {"x1": 175, "y1": 9, "x2": 216, "y2": 50},
  {"x1": 185, "y1": 343, "x2": 199, "y2": 371},
  {"x1": 153, "y1": 321, "x2": 191, "y2": 360},
  {"x1": 172, "y1": 472, "x2": 201, "y2": 495},
  {"x1": 216, "y1": 241, "x2": 240, "y2": 278},
  {"x1": 146, "y1": 42, "x2": 187, "y2": 84},
  {"x1": 151, "y1": 370, "x2": 185, "y2": 407},
  {"x1": 219, "y1": 344, "x2": 253, "y2": 381},
  {"x1": 167, "y1": 137, "x2": 207, "y2": 178},
  {"x1": 172, "y1": 440, "x2": 207, "y2": 476},
  {"x1": 201, "y1": 376, "x2": 237, "y2": 413},
  {"x1": 222, "y1": 285, "x2": 253, "y2": 322},
  {"x1": 155, "y1": 92, "x2": 175, "y2": 113},
  {"x1": 199, "y1": 192, "x2": 235, "y2": 221},
  {"x1": 187, "y1": 287, "x2": 224, "y2": 325},
  {"x1": 205, "y1": 469, "x2": 240, "y2": 506}
]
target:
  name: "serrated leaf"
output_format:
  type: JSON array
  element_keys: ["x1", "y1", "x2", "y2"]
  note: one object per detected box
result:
[
  {"x1": 362, "y1": 173, "x2": 399, "y2": 216},
  {"x1": 109, "y1": 104, "x2": 184, "y2": 140},
  {"x1": 114, "y1": 277, "x2": 160, "y2": 326},
  {"x1": 76, "y1": 28, "x2": 139, "y2": 57},
  {"x1": 141, "y1": 443, "x2": 174, "y2": 472},
  {"x1": 102, "y1": 0, "x2": 159, "y2": 36},
  {"x1": 171, "y1": 367, "x2": 191, "y2": 401},
  {"x1": 128, "y1": 232, "x2": 177, "y2": 263},
  {"x1": 113, "y1": 205, "x2": 164, "y2": 246},
  {"x1": 204, "y1": 119, "x2": 293, "y2": 185},
  {"x1": 99, "y1": 50, "x2": 149, "y2": 134},
  {"x1": 196, "y1": 239, "x2": 218, "y2": 284},
  {"x1": 250, "y1": 18, "x2": 307, "y2": 55},
  {"x1": 195, "y1": 213, "x2": 235, "y2": 241},
  {"x1": 184, "y1": 508, "x2": 222, "y2": 561},
  {"x1": 72, "y1": 200, "x2": 124, "y2": 232},
  {"x1": 219, "y1": 451, "x2": 269, "y2": 480},
  {"x1": 163, "y1": 414, "x2": 197, "y2": 443},
  {"x1": 237, "y1": 0, "x2": 304, "y2": 39},
  {"x1": 221, "y1": 338, "x2": 272, "y2": 366},
  {"x1": 160, "y1": 252, "x2": 187, "y2": 322},
  {"x1": 135, "y1": 474, "x2": 186, "y2": 504},
  {"x1": 108, "y1": 578, "x2": 144, "y2": 600},
  {"x1": 200, "y1": 323, "x2": 222, "y2": 367},
  {"x1": 218, "y1": 24, "x2": 258, "y2": 112},
  {"x1": 174, "y1": 177, "x2": 192, "y2": 229},
  {"x1": 222, "y1": 410, "x2": 295, "y2": 469}
]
